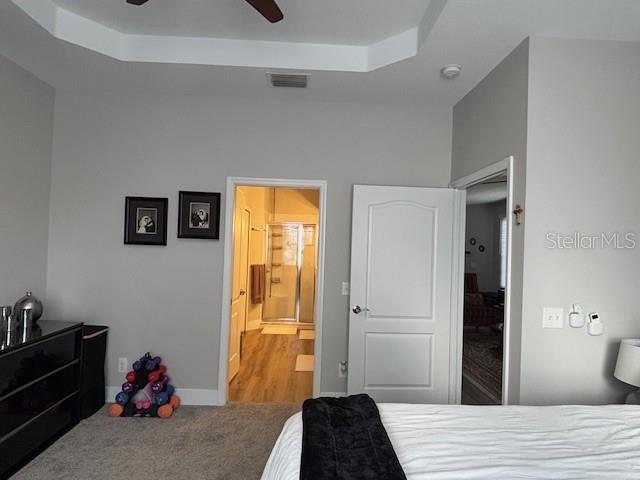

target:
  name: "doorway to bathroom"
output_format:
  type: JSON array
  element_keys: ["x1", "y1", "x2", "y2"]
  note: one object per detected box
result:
[{"x1": 219, "y1": 178, "x2": 326, "y2": 404}]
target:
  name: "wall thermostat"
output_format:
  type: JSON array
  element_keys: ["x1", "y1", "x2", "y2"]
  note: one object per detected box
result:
[{"x1": 587, "y1": 312, "x2": 603, "y2": 336}]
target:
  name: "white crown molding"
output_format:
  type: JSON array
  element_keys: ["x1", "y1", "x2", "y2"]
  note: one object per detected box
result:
[{"x1": 13, "y1": 0, "x2": 447, "y2": 72}]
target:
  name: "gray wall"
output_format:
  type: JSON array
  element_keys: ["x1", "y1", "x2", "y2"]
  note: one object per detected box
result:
[
  {"x1": 0, "y1": 54, "x2": 54, "y2": 306},
  {"x1": 520, "y1": 37, "x2": 640, "y2": 404},
  {"x1": 47, "y1": 92, "x2": 452, "y2": 394},
  {"x1": 452, "y1": 39, "x2": 529, "y2": 404}
]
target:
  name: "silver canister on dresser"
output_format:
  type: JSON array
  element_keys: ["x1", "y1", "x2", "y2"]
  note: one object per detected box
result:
[
  {"x1": 19, "y1": 309, "x2": 33, "y2": 343},
  {"x1": 1, "y1": 305, "x2": 18, "y2": 332},
  {"x1": 13, "y1": 291, "x2": 43, "y2": 324},
  {"x1": 1, "y1": 305, "x2": 18, "y2": 350},
  {"x1": 1, "y1": 305, "x2": 11, "y2": 330}
]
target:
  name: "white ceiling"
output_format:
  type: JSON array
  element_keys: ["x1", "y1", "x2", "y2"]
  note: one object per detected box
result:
[
  {"x1": 52, "y1": 0, "x2": 429, "y2": 45},
  {"x1": 13, "y1": 0, "x2": 443, "y2": 71},
  {"x1": 1, "y1": 0, "x2": 640, "y2": 105}
]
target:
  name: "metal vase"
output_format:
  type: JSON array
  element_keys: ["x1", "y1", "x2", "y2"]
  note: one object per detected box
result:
[
  {"x1": 1, "y1": 306, "x2": 18, "y2": 332},
  {"x1": 1, "y1": 306, "x2": 18, "y2": 350},
  {"x1": 13, "y1": 291, "x2": 43, "y2": 324},
  {"x1": 1, "y1": 306, "x2": 10, "y2": 331},
  {"x1": 20, "y1": 309, "x2": 33, "y2": 343}
]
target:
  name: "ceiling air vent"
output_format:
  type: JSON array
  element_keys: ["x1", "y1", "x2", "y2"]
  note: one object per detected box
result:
[{"x1": 268, "y1": 73, "x2": 308, "y2": 88}]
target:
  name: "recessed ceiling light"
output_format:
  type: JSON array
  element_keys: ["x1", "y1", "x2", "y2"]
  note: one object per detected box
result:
[{"x1": 440, "y1": 64, "x2": 462, "y2": 80}]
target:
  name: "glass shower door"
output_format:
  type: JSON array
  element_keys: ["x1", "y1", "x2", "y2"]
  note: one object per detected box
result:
[
  {"x1": 262, "y1": 223, "x2": 317, "y2": 323},
  {"x1": 263, "y1": 224, "x2": 301, "y2": 321},
  {"x1": 299, "y1": 225, "x2": 317, "y2": 323}
]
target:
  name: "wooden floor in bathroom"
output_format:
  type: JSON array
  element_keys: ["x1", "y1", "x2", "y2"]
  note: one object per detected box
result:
[{"x1": 228, "y1": 329, "x2": 314, "y2": 403}]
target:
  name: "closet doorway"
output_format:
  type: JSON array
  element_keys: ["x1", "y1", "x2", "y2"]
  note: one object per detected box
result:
[{"x1": 219, "y1": 178, "x2": 326, "y2": 405}]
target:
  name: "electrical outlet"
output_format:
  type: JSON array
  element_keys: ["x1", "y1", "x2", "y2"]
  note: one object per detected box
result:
[
  {"x1": 341, "y1": 282, "x2": 350, "y2": 296},
  {"x1": 338, "y1": 361, "x2": 348, "y2": 378},
  {"x1": 118, "y1": 358, "x2": 128, "y2": 373}
]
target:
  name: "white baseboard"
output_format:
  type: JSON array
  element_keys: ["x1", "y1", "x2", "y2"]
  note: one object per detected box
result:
[
  {"x1": 246, "y1": 319, "x2": 262, "y2": 331},
  {"x1": 106, "y1": 387, "x2": 219, "y2": 406},
  {"x1": 319, "y1": 392, "x2": 347, "y2": 397},
  {"x1": 105, "y1": 386, "x2": 120, "y2": 403},
  {"x1": 176, "y1": 388, "x2": 220, "y2": 406}
]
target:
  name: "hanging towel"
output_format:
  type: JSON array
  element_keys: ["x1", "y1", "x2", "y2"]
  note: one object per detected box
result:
[{"x1": 250, "y1": 264, "x2": 266, "y2": 304}]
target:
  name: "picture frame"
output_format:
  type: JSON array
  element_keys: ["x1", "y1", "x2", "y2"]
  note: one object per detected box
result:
[
  {"x1": 124, "y1": 196, "x2": 168, "y2": 246},
  {"x1": 178, "y1": 191, "x2": 221, "y2": 240}
]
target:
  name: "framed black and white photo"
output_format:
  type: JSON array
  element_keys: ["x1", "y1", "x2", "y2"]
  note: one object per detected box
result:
[
  {"x1": 124, "y1": 197, "x2": 168, "y2": 245},
  {"x1": 178, "y1": 191, "x2": 220, "y2": 239}
]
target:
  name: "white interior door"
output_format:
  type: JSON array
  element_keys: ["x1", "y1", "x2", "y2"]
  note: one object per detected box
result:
[
  {"x1": 347, "y1": 185, "x2": 458, "y2": 403},
  {"x1": 229, "y1": 201, "x2": 250, "y2": 383}
]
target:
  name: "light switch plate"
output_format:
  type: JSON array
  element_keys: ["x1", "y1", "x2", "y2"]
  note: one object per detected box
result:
[
  {"x1": 543, "y1": 307, "x2": 564, "y2": 329},
  {"x1": 341, "y1": 282, "x2": 350, "y2": 296}
]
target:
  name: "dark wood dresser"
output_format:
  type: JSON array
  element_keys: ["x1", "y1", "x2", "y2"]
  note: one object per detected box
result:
[{"x1": 0, "y1": 320, "x2": 83, "y2": 479}]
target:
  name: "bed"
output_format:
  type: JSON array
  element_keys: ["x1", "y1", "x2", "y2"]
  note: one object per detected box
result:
[{"x1": 262, "y1": 403, "x2": 640, "y2": 479}]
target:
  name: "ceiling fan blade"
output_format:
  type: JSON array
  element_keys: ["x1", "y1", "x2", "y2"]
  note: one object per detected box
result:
[
  {"x1": 126, "y1": 0, "x2": 150, "y2": 5},
  {"x1": 244, "y1": 0, "x2": 284, "y2": 23}
]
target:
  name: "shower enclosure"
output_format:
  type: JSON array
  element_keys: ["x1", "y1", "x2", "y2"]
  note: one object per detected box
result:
[{"x1": 262, "y1": 223, "x2": 317, "y2": 323}]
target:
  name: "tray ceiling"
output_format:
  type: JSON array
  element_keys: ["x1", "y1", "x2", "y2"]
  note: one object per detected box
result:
[{"x1": 13, "y1": 0, "x2": 446, "y2": 71}]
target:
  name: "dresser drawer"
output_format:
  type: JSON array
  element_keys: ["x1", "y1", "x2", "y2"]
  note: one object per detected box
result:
[
  {"x1": 0, "y1": 363, "x2": 79, "y2": 439},
  {"x1": 0, "y1": 394, "x2": 76, "y2": 478},
  {"x1": 0, "y1": 330, "x2": 81, "y2": 397}
]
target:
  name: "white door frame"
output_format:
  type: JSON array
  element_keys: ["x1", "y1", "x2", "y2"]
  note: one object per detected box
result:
[
  {"x1": 239, "y1": 204, "x2": 252, "y2": 333},
  {"x1": 449, "y1": 156, "x2": 515, "y2": 405},
  {"x1": 218, "y1": 176, "x2": 327, "y2": 404}
]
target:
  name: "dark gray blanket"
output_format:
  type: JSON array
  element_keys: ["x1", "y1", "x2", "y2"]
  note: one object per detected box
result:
[{"x1": 300, "y1": 394, "x2": 406, "y2": 480}]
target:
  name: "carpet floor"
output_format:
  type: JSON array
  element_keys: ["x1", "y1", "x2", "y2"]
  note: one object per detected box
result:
[{"x1": 12, "y1": 403, "x2": 300, "y2": 480}]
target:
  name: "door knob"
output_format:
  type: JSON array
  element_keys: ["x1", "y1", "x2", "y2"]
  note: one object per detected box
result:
[
  {"x1": 352, "y1": 305, "x2": 369, "y2": 314},
  {"x1": 239, "y1": 289, "x2": 246, "y2": 296}
]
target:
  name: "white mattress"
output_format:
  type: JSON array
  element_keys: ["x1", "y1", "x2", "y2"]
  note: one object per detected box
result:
[{"x1": 262, "y1": 403, "x2": 640, "y2": 479}]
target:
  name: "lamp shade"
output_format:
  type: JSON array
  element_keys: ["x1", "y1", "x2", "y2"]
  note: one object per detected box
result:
[{"x1": 614, "y1": 339, "x2": 640, "y2": 387}]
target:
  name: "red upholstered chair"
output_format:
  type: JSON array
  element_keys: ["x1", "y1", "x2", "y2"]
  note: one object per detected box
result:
[{"x1": 463, "y1": 273, "x2": 498, "y2": 328}]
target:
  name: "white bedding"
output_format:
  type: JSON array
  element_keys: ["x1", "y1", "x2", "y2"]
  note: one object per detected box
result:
[{"x1": 262, "y1": 403, "x2": 640, "y2": 479}]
